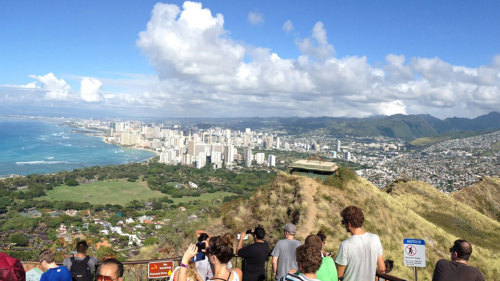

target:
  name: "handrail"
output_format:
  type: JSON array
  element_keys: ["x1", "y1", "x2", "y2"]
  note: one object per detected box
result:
[{"x1": 376, "y1": 272, "x2": 407, "y2": 281}]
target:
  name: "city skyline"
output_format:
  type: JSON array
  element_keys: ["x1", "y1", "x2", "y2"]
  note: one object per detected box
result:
[{"x1": 1, "y1": 0, "x2": 499, "y2": 119}]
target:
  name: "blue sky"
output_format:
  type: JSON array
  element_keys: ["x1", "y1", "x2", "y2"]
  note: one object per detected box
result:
[{"x1": 0, "y1": 0, "x2": 499, "y2": 118}]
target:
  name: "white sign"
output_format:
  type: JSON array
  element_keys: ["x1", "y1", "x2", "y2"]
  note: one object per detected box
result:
[{"x1": 403, "y1": 238, "x2": 426, "y2": 267}]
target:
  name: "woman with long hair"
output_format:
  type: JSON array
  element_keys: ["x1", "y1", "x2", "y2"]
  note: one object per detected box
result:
[{"x1": 179, "y1": 233, "x2": 242, "y2": 281}]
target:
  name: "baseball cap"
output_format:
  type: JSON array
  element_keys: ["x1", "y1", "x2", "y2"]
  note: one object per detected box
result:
[{"x1": 283, "y1": 223, "x2": 296, "y2": 235}]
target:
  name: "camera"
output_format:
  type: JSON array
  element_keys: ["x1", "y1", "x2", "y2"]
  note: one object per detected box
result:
[
  {"x1": 246, "y1": 229, "x2": 253, "y2": 234},
  {"x1": 196, "y1": 241, "x2": 206, "y2": 252}
]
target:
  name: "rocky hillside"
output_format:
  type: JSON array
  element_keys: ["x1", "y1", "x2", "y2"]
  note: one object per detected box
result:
[{"x1": 217, "y1": 170, "x2": 500, "y2": 281}]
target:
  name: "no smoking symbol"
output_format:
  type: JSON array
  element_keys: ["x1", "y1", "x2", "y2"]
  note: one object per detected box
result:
[{"x1": 405, "y1": 245, "x2": 417, "y2": 256}]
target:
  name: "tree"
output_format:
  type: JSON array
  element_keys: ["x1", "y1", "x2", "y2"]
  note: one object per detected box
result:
[{"x1": 9, "y1": 232, "x2": 29, "y2": 246}]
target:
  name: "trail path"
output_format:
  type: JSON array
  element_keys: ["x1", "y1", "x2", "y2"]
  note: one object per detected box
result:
[{"x1": 296, "y1": 177, "x2": 319, "y2": 239}]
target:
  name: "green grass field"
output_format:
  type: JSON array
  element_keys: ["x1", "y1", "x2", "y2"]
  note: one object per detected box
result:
[
  {"x1": 38, "y1": 179, "x2": 165, "y2": 205},
  {"x1": 38, "y1": 179, "x2": 237, "y2": 206}
]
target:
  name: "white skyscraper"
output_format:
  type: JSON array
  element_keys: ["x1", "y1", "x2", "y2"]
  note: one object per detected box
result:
[
  {"x1": 255, "y1": 153, "x2": 265, "y2": 165},
  {"x1": 268, "y1": 155, "x2": 276, "y2": 167},
  {"x1": 337, "y1": 140, "x2": 341, "y2": 152},
  {"x1": 245, "y1": 147, "x2": 253, "y2": 167},
  {"x1": 343, "y1": 151, "x2": 351, "y2": 161}
]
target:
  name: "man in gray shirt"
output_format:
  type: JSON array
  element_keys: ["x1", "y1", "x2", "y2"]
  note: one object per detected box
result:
[
  {"x1": 271, "y1": 223, "x2": 301, "y2": 280},
  {"x1": 335, "y1": 206, "x2": 385, "y2": 281}
]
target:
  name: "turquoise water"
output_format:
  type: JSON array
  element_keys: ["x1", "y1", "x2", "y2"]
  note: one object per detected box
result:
[{"x1": 0, "y1": 117, "x2": 156, "y2": 176}]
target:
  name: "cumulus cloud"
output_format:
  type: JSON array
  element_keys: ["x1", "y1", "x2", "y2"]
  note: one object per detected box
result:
[
  {"x1": 137, "y1": 1, "x2": 245, "y2": 83},
  {"x1": 133, "y1": 1, "x2": 500, "y2": 118},
  {"x1": 282, "y1": 20, "x2": 293, "y2": 33},
  {"x1": 80, "y1": 77, "x2": 103, "y2": 102},
  {"x1": 247, "y1": 11, "x2": 263, "y2": 25},
  {"x1": 28, "y1": 73, "x2": 71, "y2": 100}
]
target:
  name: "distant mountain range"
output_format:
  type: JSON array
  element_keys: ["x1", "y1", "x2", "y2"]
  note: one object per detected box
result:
[{"x1": 210, "y1": 111, "x2": 500, "y2": 140}]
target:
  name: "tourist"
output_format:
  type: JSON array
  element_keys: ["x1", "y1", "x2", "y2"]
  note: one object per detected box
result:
[
  {"x1": 335, "y1": 206, "x2": 385, "y2": 281},
  {"x1": 97, "y1": 259, "x2": 124, "y2": 281},
  {"x1": 39, "y1": 249, "x2": 72, "y2": 281},
  {"x1": 304, "y1": 235, "x2": 337, "y2": 281},
  {"x1": 237, "y1": 225, "x2": 269, "y2": 281},
  {"x1": 280, "y1": 245, "x2": 322, "y2": 281},
  {"x1": 179, "y1": 233, "x2": 242, "y2": 281},
  {"x1": 315, "y1": 231, "x2": 330, "y2": 257},
  {"x1": 271, "y1": 223, "x2": 301, "y2": 280},
  {"x1": 63, "y1": 240, "x2": 98, "y2": 281},
  {"x1": 432, "y1": 239, "x2": 485, "y2": 281}
]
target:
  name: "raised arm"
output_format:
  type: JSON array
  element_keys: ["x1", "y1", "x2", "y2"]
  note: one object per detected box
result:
[
  {"x1": 178, "y1": 244, "x2": 198, "y2": 281},
  {"x1": 237, "y1": 231, "x2": 246, "y2": 252}
]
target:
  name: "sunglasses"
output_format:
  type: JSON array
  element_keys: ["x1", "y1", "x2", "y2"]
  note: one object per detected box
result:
[
  {"x1": 449, "y1": 247, "x2": 455, "y2": 253},
  {"x1": 97, "y1": 274, "x2": 118, "y2": 281}
]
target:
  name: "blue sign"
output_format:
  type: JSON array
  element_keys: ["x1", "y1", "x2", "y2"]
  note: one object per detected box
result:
[{"x1": 404, "y1": 239, "x2": 425, "y2": 245}]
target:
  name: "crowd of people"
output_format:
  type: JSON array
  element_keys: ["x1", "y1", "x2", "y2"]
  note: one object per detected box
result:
[
  {"x1": 0, "y1": 205, "x2": 486, "y2": 281},
  {"x1": 177, "y1": 205, "x2": 485, "y2": 281}
]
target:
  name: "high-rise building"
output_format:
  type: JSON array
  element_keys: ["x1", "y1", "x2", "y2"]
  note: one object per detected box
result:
[
  {"x1": 343, "y1": 151, "x2": 351, "y2": 161},
  {"x1": 337, "y1": 140, "x2": 341, "y2": 152},
  {"x1": 245, "y1": 147, "x2": 253, "y2": 167},
  {"x1": 255, "y1": 153, "x2": 265, "y2": 165},
  {"x1": 224, "y1": 145, "x2": 236, "y2": 165},
  {"x1": 268, "y1": 155, "x2": 276, "y2": 167}
]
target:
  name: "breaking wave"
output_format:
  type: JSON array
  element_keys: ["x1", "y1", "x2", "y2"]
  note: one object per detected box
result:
[{"x1": 16, "y1": 161, "x2": 71, "y2": 165}]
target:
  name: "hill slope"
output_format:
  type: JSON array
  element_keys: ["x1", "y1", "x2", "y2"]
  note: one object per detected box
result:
[
  {"x1": 218, "y1": 171, "x2": 500, "y2": 281},
  {"x1": 451, "y1": 176, "x2": 500, "y2": 222}
]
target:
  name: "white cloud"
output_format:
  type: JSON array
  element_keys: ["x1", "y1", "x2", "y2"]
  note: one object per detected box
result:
[
  {"x1": 4, "y1": 1, "x2": 497, "y2": 119},
  {"x1": 282, "y1": 20, "x2": 293, "y2": 33},
  {"x1": 296, "y1": 22, "x2": 336, "y2": 61},
  {"x1": 28, "y1": 73, "x2": 71, "y2": 101},
  {"x1": 133, "y1": 1, "x2": 500, "y2": 118},
  {"x1": 247, "y1": 12, "x2": 264, "y2": 25},
  {"x1": 80, "y1": 77, "x2": 103, "y2": 102}
]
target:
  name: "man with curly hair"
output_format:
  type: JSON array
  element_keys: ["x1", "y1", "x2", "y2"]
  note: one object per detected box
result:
[
  {"x1": 335, "y1": 206, "x2": 385, "y2": 281},
  {"x1": 280, "y1": 245, "x2": 322, "y2": 281}
]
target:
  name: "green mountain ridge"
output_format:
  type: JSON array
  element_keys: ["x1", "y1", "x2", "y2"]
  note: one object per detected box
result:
[{"x1": 214, "y1": 111, "x2": 500, "y2": 140}]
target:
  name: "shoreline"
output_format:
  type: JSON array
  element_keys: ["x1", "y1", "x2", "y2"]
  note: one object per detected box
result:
[
  {"x1": 0, "y1": 119, "x2": 160, "y2": 178},
  {"x1": 99, "y1": 136, "x2": 161, "y2": 157}
]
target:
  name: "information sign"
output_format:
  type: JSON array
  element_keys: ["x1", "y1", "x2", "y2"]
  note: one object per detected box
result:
[
  {"x1": 403, "y1": 238, "x2": 426, "y2": 267},
  {"x1": 148, "y1": 261, "x2": 174, "y2": 279}
]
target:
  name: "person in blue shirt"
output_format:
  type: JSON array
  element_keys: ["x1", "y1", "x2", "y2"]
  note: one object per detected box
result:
[{"x1": 39, "y1": 249, "x2": 72, "y2": 281}]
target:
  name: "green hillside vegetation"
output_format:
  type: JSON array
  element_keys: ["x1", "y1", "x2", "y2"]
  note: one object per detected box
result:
[
  {"x1": 194, "y1": 170, "x2": 500, "y2": 281},
  {"x1": 409, "y1": 131, "x2": 487, "y2": 147},
  {"x1": 451, "y1": 176, "x2": 500, "y2": 221}
]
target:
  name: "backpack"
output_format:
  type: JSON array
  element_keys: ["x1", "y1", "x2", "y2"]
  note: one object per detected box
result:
[{"x1": 70, "y1": 256, "x2": 92, "y2": 281}]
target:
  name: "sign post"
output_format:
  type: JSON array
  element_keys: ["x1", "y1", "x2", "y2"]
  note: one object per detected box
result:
[
  {"x1": 148, "y1": 260, "x2": 174, "y2": 279},
  {"x1": 403, "y1": 239, "x2": 426, "y2": 281}
]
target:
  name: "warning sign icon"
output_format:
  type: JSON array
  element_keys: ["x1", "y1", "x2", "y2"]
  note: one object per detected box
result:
[{"x1": 405, "y1": 245, "x2": 417, "y2": 256}]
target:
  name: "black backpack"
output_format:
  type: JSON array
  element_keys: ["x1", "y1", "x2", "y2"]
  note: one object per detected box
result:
[{"x1": 70, "y1": 256, "x2": 93, "y2": 281}]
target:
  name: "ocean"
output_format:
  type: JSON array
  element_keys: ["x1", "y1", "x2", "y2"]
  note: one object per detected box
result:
[{"x1": 0, "y1": 117, "x2": 156, "y2": 176}]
